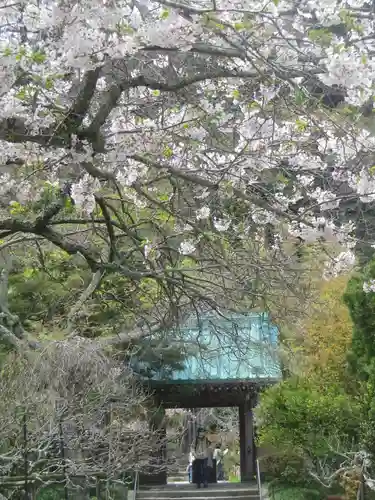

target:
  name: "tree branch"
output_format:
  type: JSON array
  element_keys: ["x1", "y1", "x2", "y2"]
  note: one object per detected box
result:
[
  {"x1": 0, "y1": 117, "x2": 66, "y2": 147},
  {"x1": 0, "y1": 323, "x2": 24, "y2": 349},
  {"x1": 131, "y1": 154, "x2": 310, "y2": 224},
  {"x1": 82, "y1": 69, "x2": 277, "y2": 146},
  {"x1": 94, "y1": 196, "x2": 117, "y2": 263},
  {"x1": 66, "y1": 68, "x2": 102, "y2": 129},
  {"x1": 142, "y1": 43, "x2": 245, "y2": 58},
  {"x1": 67, "y1": 269, "x2": 105, "y2": 336},
  {"x1": 0, "y1": 218, "x2": 100, "y2": 270},
  {"x1": 34, "y1": 197, "x2": 66, "y2": 231}
]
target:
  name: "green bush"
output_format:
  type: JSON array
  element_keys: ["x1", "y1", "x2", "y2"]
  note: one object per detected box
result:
[
  {"x1": 256, "y1": 376, "x2": 360, "y2": 493},
  {"x1": 36, "y1": 486, "x2": 65, "y2": 500},
  {"x1": 344, "y1": 258, "x2": 375, "y2": 379},
  {"x1": 268, "y1": 485, "x2": 321, "y2": 500},
  {"x1": 257, "y1": 377, "x2": 360, "y2": 458},
  {"x1": 344, "y1": 259, "x2": 375, "y2": 459},
  {"x1": 261, "y1": 452, "x2": 312, "y2": 487},
  {"x1": 35, "y1": 482, "x2": 128, "y2": 500}
]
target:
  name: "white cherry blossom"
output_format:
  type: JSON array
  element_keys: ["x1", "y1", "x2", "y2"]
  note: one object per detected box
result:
[
  {"x1": 363, "y1": 280, "x2": 375, "y2": 293},
  {"x1": 1, "y1": 0, "x2": 375, "y2": 330},
  {"x1": 196, "y1": 207, "x2": 211, "y2": 220},
  {"x1": 179, "y1": 241, "x2": 196, "y2": 255}
]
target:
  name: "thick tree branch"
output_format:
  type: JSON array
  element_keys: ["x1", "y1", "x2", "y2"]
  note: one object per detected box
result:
[
  {"x1": 94, "y1": 196, "x2": 117, "y2": 263},
  {"x1": 101, "y1": 317, "x2": 178, "y2": 347},
  {"x1": 35, "y1": 226, "x2": 100, "y2": 270},
  {"x1": 0, "y1": 218, "x2": 100, "y2": 270},
  {"x1": 0, "y1": 64, "x2": 323, "y2": 153},
  {"x1": 0, "y1": 117, "x2": 66, "y2": 147},
  {"x1": 34, "y1": 197, "x2": 66, "y2": 230},
  {"x1": 142, "y1": 43, "x2": 245, "y2": 58},
  {"x1": 84, "y1": 68, "x2": 311, "y2": 147},
  {"x1": 66, "y1": 68, "x2": 102, "y2": 129},
  {"x1": 0, "y1": 323, "x2": 23, "y2": 349},
  {"x1": 67, "y1": 269, "x2": 105, "y2": 335}
]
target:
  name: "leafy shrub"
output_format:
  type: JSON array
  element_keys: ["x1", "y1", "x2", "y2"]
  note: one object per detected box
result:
[
  {"x1": 261, "y1": 452, "x2": 311, "y2": 487},
  {"x1": 36, "y1": 486, "x2": 65, "y2": 500},
  {"x1": 344, "y1": 258, "x2": 375, "y2": 379},
  {"x1": 257, "y1": 377, "x2": 360, "y2": 458},
  {"x1": 268, "y1": 484, "x2": 321, "y2": 500}
]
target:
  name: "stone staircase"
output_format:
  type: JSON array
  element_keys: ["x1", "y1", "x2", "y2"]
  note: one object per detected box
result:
[
  {"x1": 136, "y1": 482, "x2": 260, "y2": 500},
  {"x1": 168, "y1": 471, "x2": 188, "y2": 483}
]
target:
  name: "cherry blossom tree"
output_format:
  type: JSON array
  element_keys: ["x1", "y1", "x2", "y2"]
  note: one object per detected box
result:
[{"x1": 1, "y1": 0, "x2": 375, "y2": 351}]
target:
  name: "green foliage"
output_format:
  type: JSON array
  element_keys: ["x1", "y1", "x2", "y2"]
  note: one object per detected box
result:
[
  {"x1": 257, "y1": 377, "x2": 360, "y2": 457},
  {"x1": 256, "y1": 375, "x2": 360, "y2": 492},
  {"x1": 294, "y1": 89, "x2": 309, "y2": 106},
  {"x1": 7, "y1": 182, "x2": 74, "y2": 220},
  {"x1": 36, "y1": 486, "x2": 65, "y2": 500},
  {"x1": 35, "y1": 481, "x2": 129, "y2": 500},
  {"x1": 307, "y1": 28, "x2": 333, "y2": 46},
  {"x1": 30, "y1": 50, "x2": 46, "y2": 64},
  {"x1": 4, "y1": 241, "x2": 189, "y2": 374},
  {"x1": 344, "y1": 258, "x2": 375, "y2": 378},
  {"x1": 268, "y1": 484, "x2": 322, "y2": 500},
  {"x1": 261, "y1": 453, "x2": 311, "y2": 488},
  {"x1": 344, "y1": 258, "x2": 375, "y2": 458},
  {"x1": 294, "y1": 275, "x2": 354, "y2": 390},
  {"x1": 8, "y1": 249, "x2": 87, "y2": 328},
  {"x1": 228, "y1": 474, "x2": 240, "y2": 483}
]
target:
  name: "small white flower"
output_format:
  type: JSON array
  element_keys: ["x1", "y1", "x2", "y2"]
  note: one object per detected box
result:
[
  {"x1": 323, "y1": 250, "x2": 356, "y2": 279},
  {"x1": 179, "y1": 240, "x2": 196, "y2": 255},
  {"x1": 363, "y1": 280, "x2": 375, "y2": 293},
  {"x1": 214, "y1": 218, "x2": 230, "y2": 232},
  {"x1": 71, "y1": 174, "x2": 100, "y2": 214},
  {"x1": 196, "y1": 206, "x2": 210, "y2": 220},
  {"x1": 143, "y1": 240, "x2": 152, "y2": 259}
]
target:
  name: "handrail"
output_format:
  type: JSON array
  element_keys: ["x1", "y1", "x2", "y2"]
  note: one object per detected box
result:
[
  {"x1": 133, "y1": 470, "x2": 139, "y2": 500},
  {"x1": 256, "y1": 459, "x2": 263, "y2": 500}
]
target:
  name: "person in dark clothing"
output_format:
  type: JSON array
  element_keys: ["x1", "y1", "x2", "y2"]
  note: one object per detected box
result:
[{"x1": 191, "y1": 428, "x2": 212, "y2": 488}]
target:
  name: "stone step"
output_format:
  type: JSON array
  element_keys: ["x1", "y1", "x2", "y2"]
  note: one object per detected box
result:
[
  {"x1": 136, "y1": 492, "x2": 260, "y2": 500},
  {"x1": 136, "y1": 484, "x2": 259, "y2": 500}
]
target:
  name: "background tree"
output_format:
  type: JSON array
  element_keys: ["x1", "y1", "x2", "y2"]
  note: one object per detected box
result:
[
  {"x1": 255, "y1": 272, "x2": 363, "y2": 497},
  {"x1": 290, "y1": 274, "x2": 354, "y2": 386},
  {"x1": 257, "y1": 258, "x2": 375, "y2": 498},
  {"x1": 0, "y1": 339, "x2": 162, "y2": 499},
  {"x1": 343, "y1": 259, "x2": 375, "y2": 478}
]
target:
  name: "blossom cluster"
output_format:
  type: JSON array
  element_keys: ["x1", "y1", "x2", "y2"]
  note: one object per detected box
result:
[
  {"x1": 0, "y1": 0, "x2": 375, "y2": 262},
  {"x1": 363, "y1": 280, "x2": 375, "y2": 294}
]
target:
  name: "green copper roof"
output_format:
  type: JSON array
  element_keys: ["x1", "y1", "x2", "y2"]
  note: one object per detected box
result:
[{"x1": 151, "y1": 311, "x2": 282, "y2": 383}]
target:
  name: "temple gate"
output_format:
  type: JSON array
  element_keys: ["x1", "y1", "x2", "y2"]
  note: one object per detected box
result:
[{"x1": 138, "y1": 311, "x2": 281, "y2": 485}]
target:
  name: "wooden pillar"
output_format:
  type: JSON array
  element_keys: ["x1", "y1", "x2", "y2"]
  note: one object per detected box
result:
[{"x1": 239, "y1": 397, "x2": 256, "y2": 483}]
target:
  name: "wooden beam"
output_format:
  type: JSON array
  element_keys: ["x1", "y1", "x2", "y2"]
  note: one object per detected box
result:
[{"x1": 150, "y1": 381, "x2": 263, "y2": 408}]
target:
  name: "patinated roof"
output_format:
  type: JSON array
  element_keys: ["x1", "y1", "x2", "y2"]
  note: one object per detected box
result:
[{"x1": 151, "y1": 311, "x2": 282, "y2": 384}]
